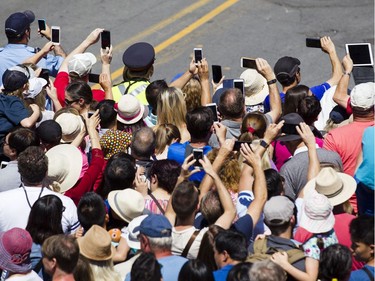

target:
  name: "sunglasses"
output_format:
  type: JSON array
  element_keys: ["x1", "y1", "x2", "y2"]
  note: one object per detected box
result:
[{"x1": 65, "y1": 99, "x2": 80, "y2": 106}]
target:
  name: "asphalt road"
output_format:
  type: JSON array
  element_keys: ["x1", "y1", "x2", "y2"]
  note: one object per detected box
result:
[{"x1": 1, "y1": 0, "x2": 373, "y2": 88}]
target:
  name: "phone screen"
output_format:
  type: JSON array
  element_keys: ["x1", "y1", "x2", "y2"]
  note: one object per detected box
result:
[
  {"x1": 206, "y1": 103, "x2": 218, "y2": 122},
  {"x1": 51, "y1": 27, "x2": 60, "y2": 44},
  {"x1": 233, "y1": 141, "x2": 251, "y2": 151},
  {"x1": 194, "y1": 48, "x2": 203, "y2": 63},
  {"x1": 306, "y1": 38, "x2": 321, "y2": 48},
  {"x1": 101, "y1": 30, "x2": 111, "y2": 49},
  {"x1": 88, "y1": 73, "x2": 100, "y2": 83},
  {"x1": 193, "y1": 149, "x2": 203, "y2": 167},
  {"x1": 39, "y1": 69, "x2": 50, "y2": 85},
  {"x1": 346, "y1": 44, "x2": 373, "y2": 66},
  {"x1": 241, "y1": 57, "x2": 257, "y2": 69},
  {"x1": 212, "y1": 65, "x2": 222, "y2": 83},
  {"x1": 234, "y1": 80, "x2": 244, "y2": 95},
  {"x1": 38, "y1": 19, "x2": 46, "y2": 31}
]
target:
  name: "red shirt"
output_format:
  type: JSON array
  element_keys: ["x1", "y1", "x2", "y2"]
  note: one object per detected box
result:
[{"x1": 54, "y1": 71, "x2": 105, "y2": 107}]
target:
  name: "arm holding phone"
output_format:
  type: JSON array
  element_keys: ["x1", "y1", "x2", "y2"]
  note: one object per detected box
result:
[
  {"x1": 39, "y1": 24, "x2": 67, "y2": 58},
  {"x1": 320, "y1": 36, "x2": 342, "y2": 87},
  {"x1": 256, "y1": 58, "x2": 282, "y2": 123},
  {"x1": 45, "y1": 82, "x2": 62, "y2": 111},
  {"x1": 169, "y1": 59, "x2": 197, "y2": 89},
  {"x1": 100, "y1": 45, "x2": 114, "y2": 100},
  {"x1": 332, "y1": 54, "x2": 352, "y2": 109},
  {"x1": 22, "y1": 41, "x2": 54, "y2": 65}
]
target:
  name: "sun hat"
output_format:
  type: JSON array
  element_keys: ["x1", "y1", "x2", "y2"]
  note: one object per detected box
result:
[
  {"x1": 276, "y1": 113, "x2": 305, "y2": 142},
  {"x1": 78, "y1": 225, "x2": 114, "y2": 261},
  {"x1": 134, "y1": 214, "x2": 172, "y2": 238},
  {"x1": 123, "y1": 215, "x2": 148, "y2": 250},
  {"x1": 108, "y1": 189, "x2": 145, "y2": 223},
  {"x1": 68, "y1": 52, "x2": 97, "y2": 77},
  {"x1": 274, "y1": 56, "x2": 300, "y2": 84},
  {"x1": 54, "y1": 112, "x2": 84, "y2": 143},
  {"x1": 100, "y1": 129, "x2": 132, "y2": 159},
  {"x1": 304, "y1": 167, "x2": 356, "y2": 206},
  {"x1": 300, "y1": 190, "x2": 335, "y2": 233},
  {"x1": 350, "y1": 82, "x2": 375, "y2": 110},
  {"x1": 122, "y1": 42, "x2": 155, "y2": 71},
  {"x1": 264, "y1": 196, "x2": 294, "y2": 226},
  {"x1": 240, "y1": 69, "x2": 269, "y2": 106},
  {"x1": 23, "y1": 77, "x2": 47, "y2": 99},
  {"x1": 0, "y1": 228, "x2": 32, "y2": 273},
  {"x1": 45, "y1": 144, "x2": 83, "y2": 193},
  {"x1": 115, "y1": 95, "x2": 147, "y2": 125},
  {"x1": 5, "y1": 11, "x2": 35, "y2": 38}
]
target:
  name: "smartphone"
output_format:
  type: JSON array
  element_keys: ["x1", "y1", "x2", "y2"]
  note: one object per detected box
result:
[
  {"x1": 206, "y1": 103, "x2": 218, "y2": 122},
  {"x1": 233, "y1": 141, "x2": 252, "y2": 151},
  {"x1": 192, "y1": 148, "x2": 203, "y2": 167},
  {"x1": 233, "y1": 78, "x2": 245, "y2": 95},
  {"x1": 222, "y1": 79, "x2": 234, "y2": 89},
  {"x1": 345, "y1": 43, "x2": 374, "y2": 66},
  {"x1": 51, "y1": 26, "x2": 60, "y2": 45},
  {"x1": 306, "y1": 37, "x2": 322, "y2": 48},
  {"x1": 101, "y1": 30, "x2": 111, "y2": 49},
  {"x1": 88, "y1": 73, "x2": 100, "y2": 83},
  {"x1": 194, "y1": 48, "x2": 203, "y2": 64},
  {"x1": 88, "y1": 111, "x2": 95, "y2": 118},
  {"x1": 211, "y1": 65, "x2": 223, "y2": 84},
  {"x1": 38, "y1": 19, "x2": 46, "y2": 31},
  {"x1": 241, "y1": 57, "x2": 257, "y2": 69},
  {"x1": 39, "y1": 68, "x2": 50, "y2": 85}
]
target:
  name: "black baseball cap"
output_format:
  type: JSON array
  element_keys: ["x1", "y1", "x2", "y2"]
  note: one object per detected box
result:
[
  {"x1": 274, "y1": 56, "x2": 300, "y2": 84},
  {"x1": 5, "y1": 11, "x2": 35, "y2": 38},
  {"x1": 36, "y1": 120, "x2": 62, "y2": 144},
  {"x1": 122, "y1": 42, "x2": 155, "y2": 71},
  {"x1": 277, "y1": 113, "x2": 305, "y2": 142},
  {"x1": 2, "y1": 69, "x2": 29, "y2": 93}
]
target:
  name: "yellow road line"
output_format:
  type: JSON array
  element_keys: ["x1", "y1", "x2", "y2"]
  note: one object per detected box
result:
[{"x1": 110, "y1": 0, "x2": 239, "y2": 81}]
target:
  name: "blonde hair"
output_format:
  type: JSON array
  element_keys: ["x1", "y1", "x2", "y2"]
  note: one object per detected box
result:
[
  {"x1": 157, "y1": 87, "x2": 187, "y2": 129},
  {"x1": 206, "y1": 149, "x2": 241, "y2": 193},
  {"x1": 238, "y1": 134, "x2": 272, "y2": 170},
  {"x1": 88, "y1": 259, "x2": 121, "y2": 281},
  {"x1": 122, "y1": 65, "x2": 154, "y2": 81},
  {"x1": 182, "y1": 77, "x2": 202, "y2": 112},
  {"x1": 154, "y1": 123, "x2": 181, "y2": 155}
]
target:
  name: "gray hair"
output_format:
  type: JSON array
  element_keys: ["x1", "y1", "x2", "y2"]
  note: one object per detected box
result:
[
  {"x1": 249, "y1": 260, "x2": 286, "y2": 281},
  {"x1": 147, "y1": 236, "x2": 172, "y2": 251}
]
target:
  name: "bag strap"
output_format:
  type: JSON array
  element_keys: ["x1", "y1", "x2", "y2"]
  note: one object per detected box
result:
[
  {"x1": 181, "y1": 230, "x2": 200, "y2": 258},
  {"x1": 33, "y1": 258, "x2": 44, "y2": 273},
  {"x1": 286, "y1": 249, "x2": 305, "y2": 264},
  {"x1": 253, "y1": 237, "x2": 268, "y2": 254},
  {"x1": 362, "y1": 266, "x2": 374, "y2": 280},
  {"x1": 149, "y1": 193, "x2": 165, "y2": 215}
]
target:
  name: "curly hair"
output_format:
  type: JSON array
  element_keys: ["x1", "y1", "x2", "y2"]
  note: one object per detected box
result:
[
  {"x1": 182, "y1": 76, "x2": 202, "y2": 112},
  {"x1": 206, "y1": 148, "x2": 241, "y2": 193}
]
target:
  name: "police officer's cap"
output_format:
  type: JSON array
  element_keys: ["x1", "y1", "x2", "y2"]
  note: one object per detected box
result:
[{"x1": 122, "y1": 42, "x2": 155, "y2": 71}]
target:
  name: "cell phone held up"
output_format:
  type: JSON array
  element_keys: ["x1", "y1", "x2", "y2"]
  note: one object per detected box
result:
[
  {"x1": 241, "y1": 57, "x2": 257, "y2": 69},
  {"x1": 212, "y1": 65, "x2": 222, "y2": 84},
  {"x1": 306, "y1": 37, "x2": 322, "y2": 48},
  {"x1": 233, "y1": 79, "x2": 245, "y2": 95},
  {"x1": 193, "y1": 148, "x2": 203, "y2": 167},
  {"x1": 206, "y1": 103, "x2": 219, "y2": 122},
  {"x1": 233, "y1": 141, "x2": 252, "y2": 151},
  {"x1": 88, "y1": 73, "x2": 100, "y2": 83},
  {"x1": 101, "y1": 30, "x2": 111, "y2": 49},
  {"x1": 38, "y1": 19, "x2": 46, "y2": 31},
  {"x1": 194, "y1": 48, "x2": 203, "y2": 64},
  {"x1": 51, "y1": 26, "x2": 60, "y2": 45}
]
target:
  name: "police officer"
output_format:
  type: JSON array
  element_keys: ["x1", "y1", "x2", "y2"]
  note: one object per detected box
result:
[
  {"x1": 112, "y1": 42, "x2": 155, "y2": 105},
  {"x1": 0, "y1": 10, "x2": 64, "y2": 79}
]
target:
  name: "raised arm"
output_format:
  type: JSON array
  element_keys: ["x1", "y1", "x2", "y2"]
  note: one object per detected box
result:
[
  {"x1": 240, "y1": 143, "x2": 267, "y2": 227},
  {"x1": 169, "y1": 59, "x2": 197, "y2": 89},
  {"x1": 321, "y1": 36, "x2": 343, "y2": 87},
  {"x1": 100, "y1": 46, "x2": 113, "y2": 100},
  {"x1": 57, "y1": 28, "x2": 103, "y2": 73},
  {"x1": 22, "y1": 41, "x2": 54, "y2": 65},
  {"x1": 39, "y1": 24, "x2": 67, "y2": 58},
  {"x1": 256, "y1": 58, "x2": 282, "y2": 123},
  {"x1": 20, "y1": 104, "x2": 40, "y2": 128},
  {"x1": 197, "y1": 58, "x2": 211, "y2": 105},
  {"x1": 199, "y1": 155, "x2": 236, "y2": 229},
  {"x1": 332, "y1": 54, "x2": 352, "y2": 109}
]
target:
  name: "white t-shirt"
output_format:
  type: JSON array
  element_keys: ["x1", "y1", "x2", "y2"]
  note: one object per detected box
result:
[
  {"x1": 171, "y1": 226, "x2": 208, "y2": 259},
  {"x1": 0, "y1": 186, "x2": 79, "y2": 234},
  {"x1": 4, "y1": 270, "x2": 43, "y2": 280}
]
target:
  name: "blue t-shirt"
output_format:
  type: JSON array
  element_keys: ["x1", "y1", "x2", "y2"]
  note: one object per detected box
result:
[
  {"x1": 355, "y1": 127, "x2": 374, "y2": 189},
  {"x1": 167, "y1": 142, "x2": 212, "y2": 183},
  {"x1": 214, "y1": 264, "x2": 234, "y2": 281},
  {"x1": 263, "y1": 82, "x2": 331, "y2": 112},
  {"x1": 350, "y1": 265, "x2": 374, "y2": 281}
]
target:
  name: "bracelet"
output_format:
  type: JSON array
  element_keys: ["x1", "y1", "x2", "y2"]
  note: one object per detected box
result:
[
  {"x1": 343, "y1": 72, "x2": 351, "y2": 76},
  {"x1": 267, "y1": 79, "x2": 277, "y2": 85}
]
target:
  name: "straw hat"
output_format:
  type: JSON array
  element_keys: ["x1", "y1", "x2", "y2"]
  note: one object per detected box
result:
[
  {"x1": 108, "y1": 189, "x2": 145, "y2": 223},
  {"x1": 240, "y1": 69, "x2": 269, "y2": 106},
  {"x1": 115, "y1": 95, "x2": 146, "y2": 125}
]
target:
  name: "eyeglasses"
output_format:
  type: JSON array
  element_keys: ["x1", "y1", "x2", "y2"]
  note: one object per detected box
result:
[{"x1": 65, "y1": 99, "x2": 79, "y2": 106}]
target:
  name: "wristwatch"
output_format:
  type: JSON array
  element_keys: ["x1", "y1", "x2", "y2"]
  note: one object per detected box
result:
[
  {"x1": 260, "y1": 140, "x2": 269, "y2": 149},
  {"x1": 267, "y1": 79, "x2": 277, "y2": 85}
]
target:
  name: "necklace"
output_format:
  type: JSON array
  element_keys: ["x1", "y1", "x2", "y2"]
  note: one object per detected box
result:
[{"x1": 21, "y1": 183, "x2": 45, "y2": 209}]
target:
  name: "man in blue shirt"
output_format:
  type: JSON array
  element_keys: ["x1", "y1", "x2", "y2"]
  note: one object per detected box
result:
[
  {"x1": 263, "y1": 36, "x2": 342, "y2": 112},
  {"x1": 0, "y1": 10, "x2": 64, "y2": 78}
]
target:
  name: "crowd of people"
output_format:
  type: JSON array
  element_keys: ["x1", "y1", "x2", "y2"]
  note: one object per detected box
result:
[{"x1": 0, "y1": 9, "x2": 374, "y2": 281}]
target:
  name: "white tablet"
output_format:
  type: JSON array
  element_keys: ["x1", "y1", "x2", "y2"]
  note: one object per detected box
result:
[{"x1": 345, "y1": 43, "x2": 373, "y2": 66}]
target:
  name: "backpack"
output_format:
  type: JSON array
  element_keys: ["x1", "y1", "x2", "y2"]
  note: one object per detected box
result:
[{"x1": 246, "y1": 237, "x2": 305, "y2": 264}]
